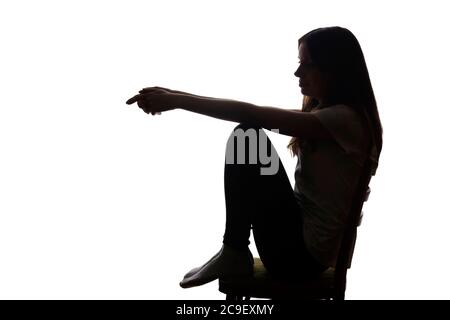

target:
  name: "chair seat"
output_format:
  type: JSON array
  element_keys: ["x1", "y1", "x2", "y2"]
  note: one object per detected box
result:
[{"x1": 218, "y1": 258, "x2": 336, "y2": 300}]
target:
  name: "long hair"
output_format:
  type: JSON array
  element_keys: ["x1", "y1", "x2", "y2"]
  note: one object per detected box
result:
[{"x1": 287, "y1": 27, "x2": 383, "y2": 173}]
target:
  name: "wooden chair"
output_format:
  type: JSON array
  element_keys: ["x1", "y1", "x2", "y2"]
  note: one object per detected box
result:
[{"x1": 218, "y1": 158, "x2": 374, "y2": 300}]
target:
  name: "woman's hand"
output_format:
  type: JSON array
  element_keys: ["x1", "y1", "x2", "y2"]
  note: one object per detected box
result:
[
  {"x1": 126, "y1": 87, "x2": 180, "y2": 115},
  {"x1": 139, "y1": 86, "x2": 181, "y2": 95}
]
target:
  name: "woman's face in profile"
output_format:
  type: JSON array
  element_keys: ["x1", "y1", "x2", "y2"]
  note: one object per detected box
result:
[{"x1": 294, "y1": 42, "x2": 332, "y2": 102}]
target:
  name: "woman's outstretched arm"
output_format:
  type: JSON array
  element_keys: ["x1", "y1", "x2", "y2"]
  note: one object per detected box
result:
[
  {"x1": 177, "y1": 94, "x2": 331, "y2": 139},
  {"x1": 126, "y1": 88, "x2": 331, "y2": 139}
]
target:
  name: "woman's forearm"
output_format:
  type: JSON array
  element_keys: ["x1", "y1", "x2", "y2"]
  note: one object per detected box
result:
[
  {"x1": 170, "y1": 90, "x2": 222, "y2": 101},
  {"x1": 175, "y1": 94, "x2": 258, "y2": 124}
]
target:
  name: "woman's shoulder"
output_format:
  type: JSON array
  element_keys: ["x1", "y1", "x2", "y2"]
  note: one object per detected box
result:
[
  {"x1": 313, "y1": 103, "x2": 371, "y2": 162},
  {"x1": 311, "y1": 103, "x2": 358, "y2": 119},
  {"x1": 319, "y1": 103, "x2": 357, "y2": 115},
  {"x1": 313, "y1": 103, "x2": 364, "y2": 128}
]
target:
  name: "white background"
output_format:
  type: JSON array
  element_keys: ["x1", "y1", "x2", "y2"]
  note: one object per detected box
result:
[{"x1": 1, "y1": 0, "x2": 449, "y2": 299}]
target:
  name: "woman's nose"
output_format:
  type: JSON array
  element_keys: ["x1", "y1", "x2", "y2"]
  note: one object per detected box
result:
[{"x1": 294, "y1": 65, "x2": 302, "y2": 78}]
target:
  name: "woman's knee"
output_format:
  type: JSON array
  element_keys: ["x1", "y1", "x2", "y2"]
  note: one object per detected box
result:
[
  {"x1": 232, "y1": 122, "x2": 262, "y2": 132},
  {"x1": 228, "y1": 123, "x2": 268, "y2": 146},
  {"x1": 225, "y1": 123, "x2": 280, "y2": 176},
  {"x1": 226, "y1": 123, "x2": 266, "y2": 163}
]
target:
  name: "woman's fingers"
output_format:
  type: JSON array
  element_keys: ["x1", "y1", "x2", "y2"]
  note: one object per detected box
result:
[
  {"x1": 137, "y1": 99, "x2": 149, "y2": 114},
  {"x1": 126, "y1": 90, "x2": 167, "y2": 115},
  {"x1": 137, "y1": 99, "x2": 145, "y2": 108},
  {"x1": 126, "y1": 93, "x2": 155, "y2": 104},
  {"x1": 136, "y1": 96, "x2": 161, "y2": 115},
  {"x1": 140, "y1": 87, "x2": 158, "y2": 94},
  {"x1": 128, "y1": 87, "x2": 168, "y2": 105},
  {"x1": 139, "y1": 88, "x2": 152, "y2": 94},
  {"x1": 126, "y1": 94, "x2": 144, "y2": 105}
]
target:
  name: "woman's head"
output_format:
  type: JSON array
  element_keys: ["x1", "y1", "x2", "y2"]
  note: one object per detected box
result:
[
  {"x1": 295, "y1": 26, "x2": 375, "y2": 107},
  {"x1": 290, "y1": 26, "x2": 383, "y2": 172}
]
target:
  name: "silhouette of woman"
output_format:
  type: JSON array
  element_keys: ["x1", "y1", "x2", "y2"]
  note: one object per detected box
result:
[{"x1": 126, "y1": 26, "x2": 383, "y2": 288}]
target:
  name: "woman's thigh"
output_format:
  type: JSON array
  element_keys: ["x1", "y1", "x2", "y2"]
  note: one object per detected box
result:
[{"x1": 252, "y1": 198, "x2": 325, "y2": 277}]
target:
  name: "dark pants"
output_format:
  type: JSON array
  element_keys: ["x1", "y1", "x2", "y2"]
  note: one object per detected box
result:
[{"x1": 222, "y1": 123, "x2": 326, "y2": 279}]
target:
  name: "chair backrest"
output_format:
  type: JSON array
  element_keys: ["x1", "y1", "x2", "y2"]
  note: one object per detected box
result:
[{"x1": 332, "y1": 157, "x2": 374, "y2": 300}]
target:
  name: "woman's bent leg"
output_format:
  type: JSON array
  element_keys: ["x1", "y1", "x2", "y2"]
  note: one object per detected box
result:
[
  {"x1": 222, "y1": 123, "x2": 276, "y2": 249},
  {"x1": 223, "y1": 123, "x2": 324, "y2": 278},
  {"x1": 223, "y1": 122, "x2": 296, "y2": 251}
]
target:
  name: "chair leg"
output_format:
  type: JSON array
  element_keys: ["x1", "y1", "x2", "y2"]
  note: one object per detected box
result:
[{"x1": 333, "y1": 293, "x2": 345, "y2": 301}]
